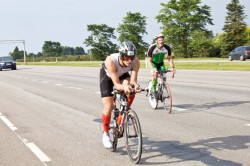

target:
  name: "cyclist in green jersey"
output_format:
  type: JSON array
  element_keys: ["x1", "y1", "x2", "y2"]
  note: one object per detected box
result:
[{"x1": 147, "y1": 33, "x2": 175, "y2": 98}]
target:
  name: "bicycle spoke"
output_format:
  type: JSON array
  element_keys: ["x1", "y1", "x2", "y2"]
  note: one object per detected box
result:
[
  {"x1": 162, "y1": 82, "x2": 172, "y2": 113},
  {"x1": 124, "y1": 109, "x2": 142, "y2": 164}
]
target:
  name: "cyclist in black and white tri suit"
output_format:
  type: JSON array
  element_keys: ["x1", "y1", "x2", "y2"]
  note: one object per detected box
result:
[{"x1": 99, "y1": 41, "x2": 141, "y2": 148}]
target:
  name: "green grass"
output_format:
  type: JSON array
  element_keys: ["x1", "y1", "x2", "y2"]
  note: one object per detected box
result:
[
  {"x1": 17, "y1": 61, "x2": 103, "y2": 67},
  {"x1": 174, "y1": 62, "x2": 250, "y2": 71},
  {"x1": 17, "y1": 59, "x2": 250, "y2": 71}
]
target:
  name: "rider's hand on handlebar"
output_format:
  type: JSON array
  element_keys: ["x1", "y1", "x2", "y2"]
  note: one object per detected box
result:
[
  {"x1": 124, "y1": 84, "x2": 133, "y2": 95},
  {"x1": 151, "y1": 69, "x2": 157, "y2": 79},
  {"x1": 171, "y1": 67, "x2": 176, "y2": 78},
  {"x1": 134, "y1": 84, "x2": 142, "y2": 93}
]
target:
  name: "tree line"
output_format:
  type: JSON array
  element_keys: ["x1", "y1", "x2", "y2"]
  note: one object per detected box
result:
[{"x1": 11, "y1": 0, "x2": 250, "y2": 61}]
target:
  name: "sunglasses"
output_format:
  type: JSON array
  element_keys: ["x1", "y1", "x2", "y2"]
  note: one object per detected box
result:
[{"x1": 123, "y1": 55, "x2": 135, "y2": 61}]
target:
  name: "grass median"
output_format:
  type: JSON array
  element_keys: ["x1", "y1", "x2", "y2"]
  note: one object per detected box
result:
[{"x1": 17, "y1": 59, "x2": 250, "y2": 71}]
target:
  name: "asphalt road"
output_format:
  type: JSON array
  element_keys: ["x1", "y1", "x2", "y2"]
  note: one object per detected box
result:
[{"x1": 0, "y1": 65, "x2": 250, "y2": 166}]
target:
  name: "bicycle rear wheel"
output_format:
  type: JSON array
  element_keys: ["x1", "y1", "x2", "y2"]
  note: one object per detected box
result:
[
  {"x1": 162, "y1": 82, "x2": 172, "y2": 113},
  {"x1": 124, "y1": 109, "x2": 142, "y2": 164}
]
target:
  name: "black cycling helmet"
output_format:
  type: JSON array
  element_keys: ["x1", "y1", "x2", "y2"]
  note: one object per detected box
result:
[
  {"x1": 154, "y1": 33, "x2": 165, "y2": 40},
  {"x1": 119, "y1": 41, "x2": 136, "y2": 60}
]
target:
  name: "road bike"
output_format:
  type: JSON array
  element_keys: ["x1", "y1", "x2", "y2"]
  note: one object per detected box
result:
[
  {"x1": 109, "y1": 85, "x2": 143, "y2": 164},
  {"x1": 146, "y1": 69, "x2": 175, "y2": 113}
]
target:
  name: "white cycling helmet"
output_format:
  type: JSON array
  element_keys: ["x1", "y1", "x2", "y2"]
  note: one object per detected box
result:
[{"x1": 154, "y1": 33, "x2": 165, "y2": 40}]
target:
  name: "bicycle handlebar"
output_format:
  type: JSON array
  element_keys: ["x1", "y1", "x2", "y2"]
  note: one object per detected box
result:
[
  {"x1": 112, "y1": 84, "x2": 145, "y2": 95},
  {"x1": 158, "y1": 68, "x2": 176, "y2": 79}
]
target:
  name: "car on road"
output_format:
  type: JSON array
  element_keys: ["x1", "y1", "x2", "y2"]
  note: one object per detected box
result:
[
  {"x1": 228, "y1": 46, "x2": 250, "y2": 61},
  {"x1": 0, "y1": 56, "x2": 17, "y2": 71}
]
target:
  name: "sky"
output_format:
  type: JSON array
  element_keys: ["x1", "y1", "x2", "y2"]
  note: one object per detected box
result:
[{"x1": 0, "y1": 0, "x2": 249, "y2": 56}]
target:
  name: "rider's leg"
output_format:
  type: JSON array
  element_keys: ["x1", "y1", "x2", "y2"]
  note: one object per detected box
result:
[
  {"x1": 101, "y1": 97, "x2": 113, "y2": 148},
  {"x1": 100, "y1": 65, "x2": 114, "y2": 148},
  {"x1": 161, "y1": 64, "x2": 167, "y2": 82},
  {"x1": 151, "y1": 68, "x2": 158, "y2": 92},
  {"x1": 102, "y1": 97, "x2": 113, "y2": 132}
]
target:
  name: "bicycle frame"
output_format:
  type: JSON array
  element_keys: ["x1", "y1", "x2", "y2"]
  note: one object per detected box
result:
[
  {"x1": 112, "y1": 91, "x2": 129, "y2": 137},
  {"x1": 109, "y1": 89, "x2": 143, "y2": 163}
]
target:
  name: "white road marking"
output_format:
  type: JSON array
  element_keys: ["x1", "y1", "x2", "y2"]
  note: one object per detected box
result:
[
  {"x1": 32, "y1": 79, "x2": 37, "y2": 81},
  {"x1": 246, "y1": 124, "x2": 250, "y2": 127},
  {"x1": 55, "y1": 83, "x2": 62, "y2": 86},
  {"x1": 172, "y1": 107, "x2": 187, "y2": 111},
  {"x1": 95, "y1": 92, "x2": 101, "y2": 94},
  {"x1": 26, "y1": 143, "x2": 51, "y2": 162},
  {"x1": 0, "y1": 112, "x2": 51, "y2": 164},
  {"x1": 68, "y1": 86, "x2": 82, "y2": 90},
  {"x1": 0, "y1": 113, "x2": 17, "y2": 131},
  {"x1": 41, "y1": 81, "x2": 48, "y2": 84}
]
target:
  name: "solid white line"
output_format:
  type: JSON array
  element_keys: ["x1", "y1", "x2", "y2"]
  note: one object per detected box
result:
[
  {"x1": 0, "y1": 115, "x2": 17, "y2": 131},
  {"x1": 246, "y1": 124, "x2": 250, "y2": 126},
  {"x1": 26, "y1": 143, "x2": 51, "y2": 162},
  {"x1": 55, "y1": 83, "x2": 62, "y2": 86}
]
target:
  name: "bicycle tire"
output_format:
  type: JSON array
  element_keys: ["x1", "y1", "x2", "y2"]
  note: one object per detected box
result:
[
  {"x1": 147, "y1": 80, "x2": 158, "y2": 109},
  {"x1": 124, "y1": 109, "x2": 142, "y2": 164},
  {"x1": 162, "y1": 82, "x2": 172, "y2": 113},
  {"x1": 109, "y1": 126, "x2": 118, "y2": 152}
]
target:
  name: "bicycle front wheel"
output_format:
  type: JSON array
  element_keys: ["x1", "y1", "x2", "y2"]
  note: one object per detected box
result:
[
  {"x1": 162, "y1": 82, "x2": 172, "y2": 113},
  {"x1": 148, "y1": 80, "x2": 158, "y2": 109},
  {"x1": 124, "y1": 109, "x2": 142, "y2": 164}
]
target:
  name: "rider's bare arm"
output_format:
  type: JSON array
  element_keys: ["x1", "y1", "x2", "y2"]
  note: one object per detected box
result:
[
  {"x1": 148, "y1": 57, "x2": 155, "y2": 73},
  {"x1": 167, "y1": 55, "x2": 175, "y2": 69},
  {"x1": 105, "y1": 56, "x2": 124, "y2": 91},
  {"x1": 130, "y1": 57, "x2": 141, "y2": 91}
]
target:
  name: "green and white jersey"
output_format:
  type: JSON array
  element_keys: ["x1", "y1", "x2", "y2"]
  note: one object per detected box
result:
[{"x1": 147, "y1": 43, "x2": 171, "y2": 64}]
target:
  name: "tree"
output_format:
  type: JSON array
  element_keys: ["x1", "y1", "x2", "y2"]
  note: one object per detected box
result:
[
  {"x1": 117, "y1": 12, "x2": 149, "y2": 59},
  {"x1": 74, "y1": 47, "x2": 85, "y2": 55},
  {"x1": 10, "y1": 46, "x2": 26, "y2": 59},
  {"x1": 42, "y1": 41, "x2": 62, "y2": 57},
  {"x1": 156, "y1": 0, "x2": 213, "y2": 58},
  {"x1": 221, "y1": 0, "x2": 247, "y2": 57},
  {"x1": 84, "y1": 24, "x2": 117, "y2": 61},
  {"x1": 209, "y1": 33, "x2": 225, "y2": 57},
  {"x1": 62, "y1": 46, "x2": 75, "y2": 55},
  {"x1": 189, "y1": 31, "x2": 213, "y2": 57},
  {"x1": 11, "y1": 46, "x2": 21, "y2": 59},
  {"x1": 245, "y1": 26, "x2": 250, "y2": 45}
]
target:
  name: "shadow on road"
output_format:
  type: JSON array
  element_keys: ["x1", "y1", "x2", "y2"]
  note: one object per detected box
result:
[
  {"x1": 175, "y1": 100, "x2": 250, "y2": 112},
  {"x1": 141, "y1": 135, "x2": 249, "y2": 165}
]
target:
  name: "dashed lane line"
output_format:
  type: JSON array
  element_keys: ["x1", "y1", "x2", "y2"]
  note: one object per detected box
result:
[
  {"x1": 0, "y1": 113, "x2": 17, "y2": 131},
  {"x1": 26, "y1": 142, "x2": 51, "y2": 162},
  {"x1": 0, "y1": 112, "x2": 51, "y2": 165}
]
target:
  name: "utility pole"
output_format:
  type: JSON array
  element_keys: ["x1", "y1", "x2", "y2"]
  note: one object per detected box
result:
[{"x1": 23, "y1": 40, "x2": 26, "y2": 65}]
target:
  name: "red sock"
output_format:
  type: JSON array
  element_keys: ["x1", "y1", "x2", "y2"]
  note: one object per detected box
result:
[
  {"x1": 127, "y1": 95, "x2": 135, "y2": 108},
  {"x1": 102, "y1": 114, "x2": 111, "y2": 132}
]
